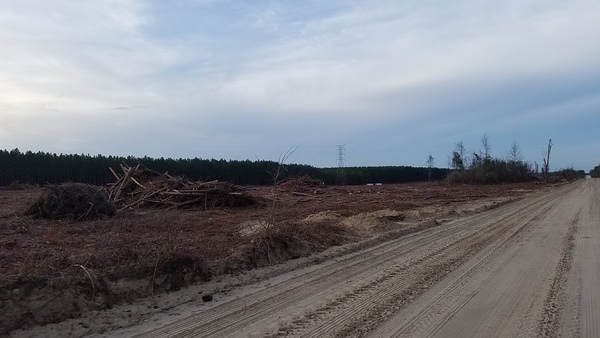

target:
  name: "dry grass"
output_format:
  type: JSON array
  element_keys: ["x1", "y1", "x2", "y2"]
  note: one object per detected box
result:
[
  {"x1": 0, "y1": 181, "x2": 548, "y2": 334},
  {"x1": 223, "y1": 221, "x2": 357, "y2": 273}
]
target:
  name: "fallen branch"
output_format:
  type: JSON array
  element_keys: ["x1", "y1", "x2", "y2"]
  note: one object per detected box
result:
[
  {"x1": 74, "y1": 264, "x2": 95, "y2": 301},
  {"x1": 104, "y1": 163, "x2": 257, "y2": 210},
  {"x1": 292, "y1": 192, "x2": 312, "y2": 197}
]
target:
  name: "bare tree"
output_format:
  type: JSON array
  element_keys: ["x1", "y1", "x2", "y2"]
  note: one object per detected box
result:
[
  {"x1": 452, "y1": 141, "x2": 466, "y2": 171},
  {"x1": 456, "y1": 141, "x2": 466, "y2": 162},
  {"x1": 508, "y1": 141, "x2": 522, "y2": 162},
  {"x1": 261, "y1": 145, "x2": 299, "y2": 229},
  {"x1": 271, "y1": 145, "x2": 299, "y2": 185},
  {"x1": 426, "y1": 154, "x2": 435, "y2": 182},
  {"x1": 542, "y1": 139, "x2": 552, "y2": 181},
  {"x1": 481, "y1": 134, "x2": 491, "y2": 159}
]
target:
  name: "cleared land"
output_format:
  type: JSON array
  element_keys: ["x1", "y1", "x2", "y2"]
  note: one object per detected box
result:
[{"x1": 3, "y1": 179, "x2": 595, "y2": 337}]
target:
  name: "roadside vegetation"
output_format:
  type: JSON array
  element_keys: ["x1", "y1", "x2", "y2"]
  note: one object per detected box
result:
[
  {"x1": 447, "y1": 136, "x2": 533, "y2": 184},
  {"x1": 591, "y1": 165, "x2": 600, "y2": 178},
  {"x1": 445, "y1": 136, "x2": 584, "y2": 184},
  {"x1": 555, "y1": 168, "x2": 586, "y2": 181}
]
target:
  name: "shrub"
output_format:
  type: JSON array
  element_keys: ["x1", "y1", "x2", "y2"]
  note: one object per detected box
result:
[
  {"x1": 590, "y1": 165, "x2": 600, "y2": 178},
  {"x1": 555, "y1": 168, "x2": 586, "y2": 181},
  {"x1": 447, "y1": 159, "x2": 532, "y2": 184}
]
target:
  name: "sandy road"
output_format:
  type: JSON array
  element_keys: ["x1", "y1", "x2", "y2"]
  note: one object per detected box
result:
[{"x1": 115, "y1": 179, "x2": 598, "y2": 338}]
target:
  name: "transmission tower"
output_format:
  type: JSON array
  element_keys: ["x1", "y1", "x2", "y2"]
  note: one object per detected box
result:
[{"x1": 335, "y1": 145, "x2": 346, "y2": 185}]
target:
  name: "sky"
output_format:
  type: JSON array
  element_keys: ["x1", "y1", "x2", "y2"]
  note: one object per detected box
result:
[{"x1": 1, "y1": 0, "x2": 599, "y2": 171}]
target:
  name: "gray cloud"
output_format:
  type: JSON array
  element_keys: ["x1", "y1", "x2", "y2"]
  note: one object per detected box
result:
[{"x1": 1, "y1": 0, "x2": 599, "y2": 170}]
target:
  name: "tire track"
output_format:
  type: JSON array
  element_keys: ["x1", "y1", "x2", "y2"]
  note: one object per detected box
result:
[
  {"x1": 560, "y1": 179, "x2": 600, "y2": 338},
  {"x1": 299, "y1": 195, "x2": 558, "y2": 338},
  {"x1": 351, "y1": 188, "x2": 563, "y2": 338},
  {"x1": 538, "y1": 208, "x2": 579, "y2": 337},
  {"x1": 368, "y1": 180, "x2": 588, "y2": 338},
  {"x1": 130, "y1": 183, "x2": 576, "y2": 338}
]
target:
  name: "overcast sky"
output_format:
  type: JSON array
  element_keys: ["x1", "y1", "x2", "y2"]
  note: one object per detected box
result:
[{"x1": 2, "y1": 0, "x2": 599, "y2": 171}]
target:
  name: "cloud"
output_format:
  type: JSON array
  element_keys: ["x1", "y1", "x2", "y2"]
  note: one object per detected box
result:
[
  {"x1": 1, "y1": 0, "x2": 599, "y2": 169},
  {"x1": 161, "y1": 0, "x2": 600, "y2": 121},
  {"x1": 0, "y1": 1, "x2": 177, "y2": 112}
]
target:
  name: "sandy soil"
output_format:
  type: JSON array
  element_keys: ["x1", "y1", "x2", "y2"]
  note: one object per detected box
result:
[
  {"x1": 3, "y1": 180, "x2": 580, "y2": 337},
  {"x1": 43, "y1": 179, "x2": 596, "y2": 338},
  {"x1": 367, "y1": 179, "x2": 595, "y2": 337}
]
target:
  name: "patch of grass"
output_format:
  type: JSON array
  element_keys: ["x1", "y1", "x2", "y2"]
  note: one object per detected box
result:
[{"x1": 223, "y1": 221, "x2": 357, "y2": 273}]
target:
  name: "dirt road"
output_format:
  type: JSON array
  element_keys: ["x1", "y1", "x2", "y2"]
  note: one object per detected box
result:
[{"x1": 103, "y1": 179, "x2": 598, "y2": 338}]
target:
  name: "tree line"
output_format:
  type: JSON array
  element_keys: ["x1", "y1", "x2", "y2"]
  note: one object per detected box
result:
[
  {"x1": 0, "y1": 148, "x2": 448, "y2": 187},
  {"x1": 591, "y1": 165, "x2": 600, "y2": 178},
  {"x1": 445, "y1": 136, "x2": 585, "y2": 184}
]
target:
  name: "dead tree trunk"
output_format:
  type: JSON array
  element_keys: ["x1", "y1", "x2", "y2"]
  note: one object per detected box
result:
[{"x1": 543, "y1": 139, "x2": 552, "y2": 182}]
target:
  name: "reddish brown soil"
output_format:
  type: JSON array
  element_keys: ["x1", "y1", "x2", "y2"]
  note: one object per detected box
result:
[
  {"x1": 0, "y1": 182, "x2": 542, "y2": 286},
  {"x1": 0, "y1": 181, "x2": 546, "y2": 333}
]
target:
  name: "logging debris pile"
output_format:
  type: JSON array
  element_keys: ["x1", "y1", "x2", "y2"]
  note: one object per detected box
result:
[
  {"x1": 104, "y1": 164, "x2": 258, "y2": 210},
  {"x1": 277, "y1": 175, "x2": 325, "y2": 193},
  {"x1": 25, "y1": 183, "x2": 116, "y2": 221}
]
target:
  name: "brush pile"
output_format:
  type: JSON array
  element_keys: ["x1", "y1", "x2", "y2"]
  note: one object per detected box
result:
[
  {"x1": 105, "y1": 163, "x2": 257, "y2": 210},
  {"x1": 25, "y1": 183, "x2": 116, "y2": 221},
  {"x1": 277, "y1": 175, "x2": 325, "y2": 193}
]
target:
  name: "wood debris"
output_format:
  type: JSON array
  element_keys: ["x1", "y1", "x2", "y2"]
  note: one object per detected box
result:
[
  {"x1": 277, "y1": 175, "x2": 325, "y2": 194},
  {"x1": 104, "y1": 163, "x2": 257, "y2": 210},
  {"x1": 25, "y1": 183, "x2": 116, "y2": 221}
]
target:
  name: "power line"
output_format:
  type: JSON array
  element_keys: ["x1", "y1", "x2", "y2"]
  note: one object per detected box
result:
[{"x1": 336, "y1": 145, "x2": 346, "y2": 185}]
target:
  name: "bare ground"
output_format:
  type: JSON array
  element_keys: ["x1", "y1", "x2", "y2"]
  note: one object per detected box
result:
[
  {"x1": 99, "y1": 179, "x2": 596, "y2": 338},
  {"x1": 0, "y1": 181, "x2": 562, "y2": 336}
]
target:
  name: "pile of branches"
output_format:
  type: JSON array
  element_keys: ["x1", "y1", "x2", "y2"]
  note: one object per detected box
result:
[
  {"x1": 105, "y1": 163, "x2": 257, "y2": 210},
  {"x1": 278, "y1": 175, "x2": 325, "y2": 193},
  {"x1": 25, "y1": 183, "x2": 116, "y2": 221}
]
